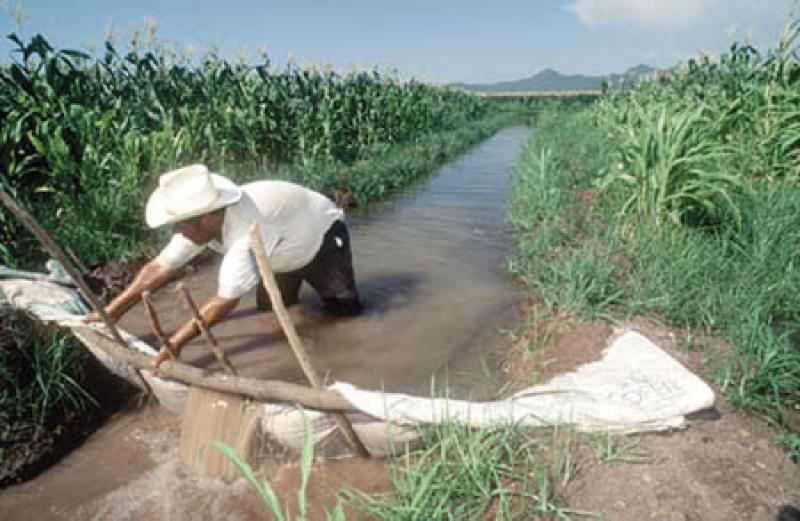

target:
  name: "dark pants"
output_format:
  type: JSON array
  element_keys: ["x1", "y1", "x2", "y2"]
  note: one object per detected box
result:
[{"x1": 256, "y1": 220, "x2": 361, "y2": 316}]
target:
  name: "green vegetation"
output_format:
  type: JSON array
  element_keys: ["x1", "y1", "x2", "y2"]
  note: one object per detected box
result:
[
  {"x1": 0, "y1": 310, "x2": 95, "y2": 427},
  {"x1": 0, "y1": 309, "x2": 99, "y2": 484},
  {"x1": 0, "y1": 32, "x2": 528, "y2": 268},
  {"x1": 220, "y1": 417, "x2": 602, "y2": 520},
  {"x1": 345, "y1": 423, "x2": 595, "y2": 520},
  {"x1": 209, "y1": 414, "x2": 343, "y2": 521},
  {"x1": 509, "y1": 26, "x2": 800, "y2": 450}
]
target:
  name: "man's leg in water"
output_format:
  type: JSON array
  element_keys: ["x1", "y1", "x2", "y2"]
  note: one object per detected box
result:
[{"x1": 302, "y1": 220, "x2": 361, "y2": 316}]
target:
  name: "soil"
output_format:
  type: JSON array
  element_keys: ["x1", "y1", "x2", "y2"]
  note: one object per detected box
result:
[{"x1": 503, "y1": 310, "x2": 800, "y2": 520}]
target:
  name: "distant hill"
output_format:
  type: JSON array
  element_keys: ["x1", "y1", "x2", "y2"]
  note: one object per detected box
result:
[{"x1": 453, "y1": 64, "x2": 656, "y2": 93}]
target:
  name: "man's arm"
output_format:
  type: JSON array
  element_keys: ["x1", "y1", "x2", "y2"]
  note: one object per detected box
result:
[
  {"x1": 151, "y1": 295, "x2": 240, "y2": 369},
  {"x1": 84, "y1": 260, "x2": 176, "y2": 323}
]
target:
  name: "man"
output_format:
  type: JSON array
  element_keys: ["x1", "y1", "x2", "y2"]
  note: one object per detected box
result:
[{"x1": 85, "y1": 164, "x2": 361, "y2": 370}]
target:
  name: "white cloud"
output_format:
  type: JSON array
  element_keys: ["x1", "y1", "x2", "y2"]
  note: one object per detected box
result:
[{"x1": 566, "y1": 0, "x2": 717, "y2": 28}]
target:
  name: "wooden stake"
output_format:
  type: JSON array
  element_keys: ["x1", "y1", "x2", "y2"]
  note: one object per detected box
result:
[
  {"x1": 177, "y1": 283, "x2": 238, "y2": 376},
  {"x1": 66, "y1": 246, "x2": 90, "y2": 275},
  {"x1": 0, "y1": 190, "x2": 153, "y2": 394},
  {"x1": 248, "y1": 222, "x2": 370, "y2": 457}
]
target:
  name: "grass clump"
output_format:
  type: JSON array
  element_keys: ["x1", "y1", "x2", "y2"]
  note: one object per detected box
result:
[
  {"x1": 220, "y1": 415, "x2": 604, "y2": 520},
  {"x1": 209, "y1": 412, "x2": 340, "y2": 521},
  {"x1": 346, "y1": 422, "x2": 596, "y2": 520}
]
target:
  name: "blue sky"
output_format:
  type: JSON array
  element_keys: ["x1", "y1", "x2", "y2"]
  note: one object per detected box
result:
[{"x1": 0, "y1": 1, "x2": 794, "y2": 83}]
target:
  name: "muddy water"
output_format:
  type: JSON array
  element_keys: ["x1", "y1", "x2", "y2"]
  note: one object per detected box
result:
[
  {"x1": 0, "y1": 127, "x2": 529, "y2": 519},
  {"x1": 125, "y1": 125, "x2": 529, "y2": 399}
]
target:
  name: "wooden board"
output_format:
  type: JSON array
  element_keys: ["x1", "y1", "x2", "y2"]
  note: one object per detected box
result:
[{"x1": 179, "y1": 387, "x2": 262, "y2": 480}]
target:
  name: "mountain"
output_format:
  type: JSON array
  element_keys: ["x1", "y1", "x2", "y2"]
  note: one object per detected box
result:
[{"x1": 453, "y1": 64, "x2": 657, "y2": 93}]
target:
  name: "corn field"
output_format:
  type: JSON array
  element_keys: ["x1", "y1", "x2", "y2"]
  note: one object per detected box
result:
[
  {"x1": 0, "y1": 33, "x2": 494, "y2": 267},
  {"x1": 595, "y1": 24, "x2": 800, "y2": 229}
]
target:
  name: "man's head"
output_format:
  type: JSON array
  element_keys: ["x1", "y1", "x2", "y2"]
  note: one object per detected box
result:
[
  {"x1": 145, "y1": 164, "x2": 242, "y2": 240},
  {"x1": 171, "y1": 208, "x2": 226, "y2": 244}
]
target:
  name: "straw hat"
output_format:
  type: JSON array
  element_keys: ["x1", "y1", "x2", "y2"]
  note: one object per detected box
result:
[{"x1": 145, "y1": 164, "x2": 242, "y2": 228}]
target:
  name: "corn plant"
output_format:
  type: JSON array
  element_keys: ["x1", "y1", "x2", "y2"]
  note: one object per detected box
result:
[
  {"x1": 594, "y1": 21, "x2": 800, "y2": 230},
  {"x1": 0, "y1": 31, "x2": 498, "y2": 267},
  {"x1": 598, "y1": 102, "x2": 746, "y2": 228}
]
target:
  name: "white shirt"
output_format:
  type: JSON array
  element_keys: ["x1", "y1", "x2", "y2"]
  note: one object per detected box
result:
[{"x1": 154, "y1": 180, "x2": 343, "y2": 299}]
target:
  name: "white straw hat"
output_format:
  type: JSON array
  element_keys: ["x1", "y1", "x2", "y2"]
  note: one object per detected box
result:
[{"x1": 145, "y1": 164, "x2": 242, "y2": 228}]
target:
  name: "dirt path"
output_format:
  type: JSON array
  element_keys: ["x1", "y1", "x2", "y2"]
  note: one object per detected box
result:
[{"x1": 505, "y1": 312, "x2": 800, "y2": 520}]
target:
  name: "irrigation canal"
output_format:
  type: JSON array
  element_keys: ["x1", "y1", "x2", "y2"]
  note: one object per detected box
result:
[
  {"x1": 0, "y1": 126, "x2": 531, "y2": 518},
  {"x1": 125, "y1": 125, "x2": 530, "y2": 399}
]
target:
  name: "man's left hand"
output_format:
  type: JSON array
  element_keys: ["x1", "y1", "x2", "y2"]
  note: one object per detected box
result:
[{"x1": 151, "y1": 344, "x2": 176, "y2": 376}]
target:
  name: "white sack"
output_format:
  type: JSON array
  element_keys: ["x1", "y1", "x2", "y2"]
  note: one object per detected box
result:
[{"x1": 1, "y1": 271, "x2": 717, "y2": 458}]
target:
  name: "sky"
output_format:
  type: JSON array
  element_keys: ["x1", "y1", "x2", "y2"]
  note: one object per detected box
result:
[{"x1": 0, "y1": 0, "x2": 795, "y2": 84}]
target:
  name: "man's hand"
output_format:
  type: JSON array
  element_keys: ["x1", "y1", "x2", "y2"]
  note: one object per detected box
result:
[
  {"x1": 83, "y1": 310, "x2": 114, "y2": 324},
  {"x1": 148, "y1": 295, "x2": 239, "y2": 377},
  {"x1": 83, "y1": 261, "x2": 175, "y2": 326},
  {"x1": 151, "y1": 344, "x2": 176, "y2": 376}
]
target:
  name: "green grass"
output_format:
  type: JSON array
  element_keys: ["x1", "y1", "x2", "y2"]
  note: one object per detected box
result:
[
  {"x1": 208, "y1": 412, "x2": 337, "y2": 521},
  {"x1": 216, "y1": 409, "x2": 610, "y2": 520},
  {"x1": 344, "y1": 422, "x2": 600, "y2": 520},
  {"x1": 0, "y1": 307, "x2": 99, "y2": 484},
  {"x1": 0, "y1": 309, "x2": 96, "y2": 428},
  {"x1": 509, "y1": 66, "x2": 800, "y2": 455}
]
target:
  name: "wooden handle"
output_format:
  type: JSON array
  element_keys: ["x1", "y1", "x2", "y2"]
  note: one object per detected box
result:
[
  {"x1": 248, "y1": 222, "x2": 370, "y2": 457},
  {"x1": 178, "y1": 284, "x2": 238, "y2": 376},
  {"x1": 141, "y1": 290, "x2": 177, "y2": 360}
]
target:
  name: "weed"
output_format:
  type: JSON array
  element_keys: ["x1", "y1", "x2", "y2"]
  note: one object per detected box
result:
[
  {"x1": 776, "y1": 432, "x2": 800, "y2": 463},
  {"x1": 588, "y1": 433, "x2": 655, "y2": 464},
  {"x1": 209, "y1": 411, "x2": 323, "y2": 521}
]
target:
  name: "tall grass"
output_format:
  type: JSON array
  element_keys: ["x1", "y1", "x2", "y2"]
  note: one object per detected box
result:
[
  {"x1": 0, "y1": 309, "x2": 96, "y2": 428},
  {"x1": 346, "y1": 422, "x2": 598, "y2": 520},
  {"x1": 509, "y1": 25, "x2": 800, "y2": 448},
  {"x1": 0, "y1": 307, "x2": 98, "y2": 484},
  {"x1": 219, "y1": 416, "x2": 606, "y2": 519},
  {"x1": 209, "y1": 412, "x2": 331, "y2": 521}
]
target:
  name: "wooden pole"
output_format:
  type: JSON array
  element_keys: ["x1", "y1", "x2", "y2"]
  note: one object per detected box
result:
[
  {"x1": 177, "y1": 283, "x2": 238, "y2": 376},
  {"x1": 248, "y1": 222, "x2": 370, "y2": 457},
  {"x1": 66, "y1": 246, "x2": 90, "y2": 275},
  {"x1": 141, "y1": 290, "x2": 177, "y2": 361},
  {"x1": 73, "y1": 327, "x2": 357, "y2": 411},
  {"x1": 0, "y1": 189, "x2": 154, "y2": 394}
]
